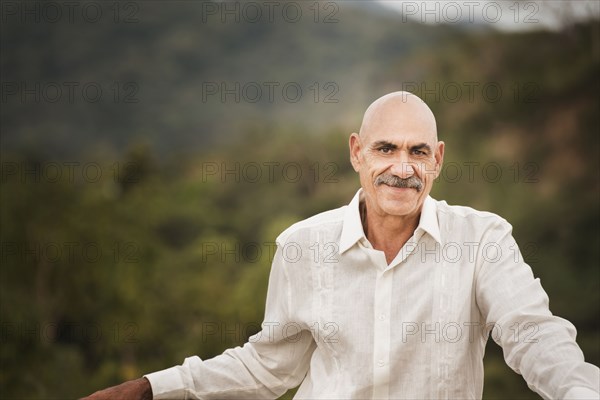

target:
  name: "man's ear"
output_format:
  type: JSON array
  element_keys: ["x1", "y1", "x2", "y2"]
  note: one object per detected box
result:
[
  {"x1": 349, "y1": 133, "x2": 361, "y2": 172},
  {"x1": 434, "y1": 141, "x2": 445, "y2": 178}
]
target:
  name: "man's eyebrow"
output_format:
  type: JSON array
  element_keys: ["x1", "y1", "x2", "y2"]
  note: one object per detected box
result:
[
  {"x1": 409, "y1": 143, "x2": 432, "y2": 153},
  {"x1": 371, "y1": 140, "x2": 397, "y2": 149}
]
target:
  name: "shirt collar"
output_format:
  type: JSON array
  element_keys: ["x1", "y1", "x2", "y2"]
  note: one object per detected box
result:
[
  {"x1": 418, "y1": 195, "x2": 442, "y2": 245},
  {"x1": 339, "y1": 189, "x2": 367, "y2": 254},
  {"x1": 339, "y1": 189, "x2": 442, "y2": 254}
]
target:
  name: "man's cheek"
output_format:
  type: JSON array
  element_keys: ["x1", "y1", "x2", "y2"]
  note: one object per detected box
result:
[{"x1": 420, "y1": 161, "x2": 438, "y2": 179}]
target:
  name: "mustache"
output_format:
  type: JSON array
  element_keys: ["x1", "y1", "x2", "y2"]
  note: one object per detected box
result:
[{"x1": 374, "y1": 173, "x2": 423, "y2": 192}]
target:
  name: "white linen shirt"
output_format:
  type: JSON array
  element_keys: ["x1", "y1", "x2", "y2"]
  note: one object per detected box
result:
[{"x1": 146, "y1": 189, "x2": 600, "y2": 400}]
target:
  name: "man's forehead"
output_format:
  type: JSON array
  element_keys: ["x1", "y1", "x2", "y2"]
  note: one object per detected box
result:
[
  {"x1": 359, "y1": 91, "x2": 438, "y2": 142},
  {"x1": 361, "y1": 119, "x2": 437, "y2": 145}
]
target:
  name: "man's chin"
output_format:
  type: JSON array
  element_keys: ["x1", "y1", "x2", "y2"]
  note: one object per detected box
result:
[{"x1": 377, "y1": 188, "x2": 422, "y2": 215}]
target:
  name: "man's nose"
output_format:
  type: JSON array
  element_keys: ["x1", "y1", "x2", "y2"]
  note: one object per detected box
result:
[{"x1": 389, "y1": 153, "x2": 415, "y2": 178}]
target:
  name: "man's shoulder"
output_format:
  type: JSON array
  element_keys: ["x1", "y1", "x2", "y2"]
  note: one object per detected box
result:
[
  {"x1": 433, "y1": 198, "x2": 512, "y2": 232},
  {"x1": 275, "y1": 205, "x2": 346, "y2": 246},
  {"x1": 435, "y1": 199, "x2": 504, "y2": 219}
]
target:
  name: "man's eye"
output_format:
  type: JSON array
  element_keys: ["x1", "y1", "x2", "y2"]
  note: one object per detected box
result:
[
  {"x1": 412, "y1": 150, "x2": 426, "y2": 156},
  {"x1": 379, "y1": 147, "x2": 392, "y2": 154}
]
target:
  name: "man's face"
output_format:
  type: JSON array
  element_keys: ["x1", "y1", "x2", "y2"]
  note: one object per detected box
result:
[{"x1": 350, "y1": 95, "x2": 444, "y2": 219}]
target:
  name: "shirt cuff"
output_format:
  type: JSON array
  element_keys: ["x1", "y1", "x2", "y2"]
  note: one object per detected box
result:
[
  {"x1": 144, "y1": 366, "x2": 187, "y2": 400},
  {"x1": 564, "y1": 386, "x2": 600, "y2": 400}
]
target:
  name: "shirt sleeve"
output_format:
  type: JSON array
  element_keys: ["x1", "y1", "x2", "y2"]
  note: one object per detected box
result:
[
  {"x1": 144, "y1": 245, "x2": 317, "y2": 399},
  {"x1": 475, "y1": 219, "x2": 600, "y2": 400}
]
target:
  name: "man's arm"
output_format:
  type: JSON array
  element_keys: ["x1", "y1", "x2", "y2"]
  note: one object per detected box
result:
[
  {"x1": 81, "y1": 244, "x2": 316, "y2": 399},
  {"x1": 476, "y1": 219, "x2": 600, "y2": 400},
  {"x1": 80, "y1": 377, "x2": 152, "y2": 400}
]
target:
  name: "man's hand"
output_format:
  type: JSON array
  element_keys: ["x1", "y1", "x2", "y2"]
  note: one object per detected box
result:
[{"x1": 80, "y1": 377, "x2": 153, "y2": 400}]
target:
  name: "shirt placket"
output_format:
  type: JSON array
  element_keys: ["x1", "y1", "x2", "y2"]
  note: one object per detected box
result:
[
  {"x1": 372, "y1": 266, "x2": 393, "y2": 399},
  {"x1": 360, "y1": 240, "x2": 393, "y2": 400},
  {"x1": 369, "y1": 233, "x2": 424, "y2": 399}
]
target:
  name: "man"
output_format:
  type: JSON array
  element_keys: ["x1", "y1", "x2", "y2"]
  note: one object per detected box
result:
[{"x1": 83, "y1": 92, "x2": 600, "y2": 399}]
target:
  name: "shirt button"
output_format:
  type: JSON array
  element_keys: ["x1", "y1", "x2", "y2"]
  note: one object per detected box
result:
[
  {"x1": 378, "y1": 360, "x2": 385, "y2": 367},
  {"x1": 379, "y1": 314, "x2": 386, "y2": 321}
]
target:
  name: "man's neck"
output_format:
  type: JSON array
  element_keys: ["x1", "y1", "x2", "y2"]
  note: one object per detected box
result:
[{"x1": 360, "y1": 200, "x2": 420, "y2": 265}]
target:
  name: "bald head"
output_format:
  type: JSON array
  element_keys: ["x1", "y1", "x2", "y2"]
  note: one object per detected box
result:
[{"x1": 359, "y1": 91, "x2": 438, "y2": 143}]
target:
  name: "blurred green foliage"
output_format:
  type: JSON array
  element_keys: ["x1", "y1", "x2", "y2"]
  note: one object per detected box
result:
[{"x1": 1, "y1": 2, "x2": 599, "y2": 399}]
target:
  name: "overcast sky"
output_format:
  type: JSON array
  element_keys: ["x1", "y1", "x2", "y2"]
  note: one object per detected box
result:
[{"x1": 375, "y1": 0, "x2": 600, "y2": 31}]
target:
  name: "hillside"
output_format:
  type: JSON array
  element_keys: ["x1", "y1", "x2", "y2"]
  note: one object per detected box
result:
[{"x1": 2, "y1": 1, "x2": 462, "y2": 158}]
